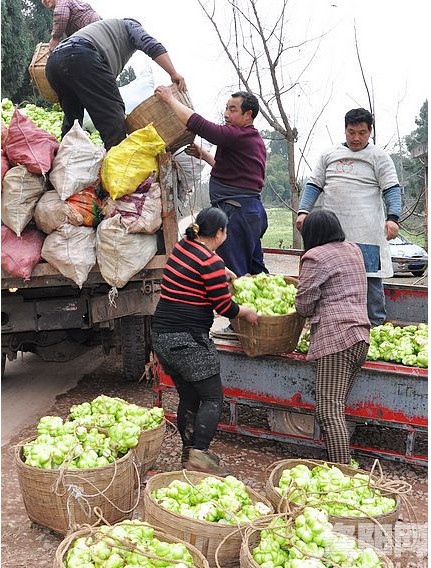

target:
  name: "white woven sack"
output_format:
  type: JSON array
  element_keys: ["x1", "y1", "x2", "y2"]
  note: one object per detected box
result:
[
  {"x1": 122, "y1": 182, "x2": 162, "y2": 234},
  {"x1": 33, "y1": 190, "x2": 82, "y2": 234},
  {"x1": 96, "y1": 215, "x2": 157, "y2": 288},
  {"x1": 49, "y1": 120, "x2": 105, "y2": 200},
  {"x1": 41, "y1": 224, "x2": 96, "y2": 287},
  {"x1": 1, "y1": 165, "x2": 45, "y2": 236}
]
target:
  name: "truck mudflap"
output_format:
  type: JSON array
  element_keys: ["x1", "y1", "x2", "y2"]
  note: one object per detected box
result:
[
  {"x1": 153, "y1": 342, "x2": 428, "y2": 466},
  {"x1": 90, "y1": 281, "x2": 161, "y2": 323}
]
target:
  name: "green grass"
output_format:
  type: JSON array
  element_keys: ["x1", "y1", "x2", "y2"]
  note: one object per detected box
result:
[
  {"x1": 263, "y1": 207, "x2": 427, "y2": 250},
  {"x1": 262, "y1": 207, "x2": 294, "y2": 248}
]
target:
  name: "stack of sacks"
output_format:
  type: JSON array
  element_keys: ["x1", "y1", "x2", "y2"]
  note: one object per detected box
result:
[
  {"x1": 1, "y1": 109, "x2": 57, "y2": 280},
  {"x1": 2, "y1": 111, "x2": 168, "y2": 290},
  {"x1": 97, "y1": 124, "x2": 165, "y2": 290}
]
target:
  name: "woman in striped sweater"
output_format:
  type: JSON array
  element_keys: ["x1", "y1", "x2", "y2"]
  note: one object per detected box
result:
[{"x1": 152, "y1": 207, "x2": 258, "y2": 475}]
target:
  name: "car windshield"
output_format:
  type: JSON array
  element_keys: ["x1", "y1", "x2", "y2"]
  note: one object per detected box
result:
[{"x1": 390, "y1": 235, "x2": 410, "y2": 245}]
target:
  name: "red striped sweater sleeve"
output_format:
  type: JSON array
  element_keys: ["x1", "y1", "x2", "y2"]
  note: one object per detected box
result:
[{"x1": 160, "y1": 239, "x2": 240, "y2": 319}]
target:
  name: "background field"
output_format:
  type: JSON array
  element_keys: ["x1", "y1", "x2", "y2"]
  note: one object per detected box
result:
[{"x1": 262, "y1": 207, "x2": 427, "y2": 250}]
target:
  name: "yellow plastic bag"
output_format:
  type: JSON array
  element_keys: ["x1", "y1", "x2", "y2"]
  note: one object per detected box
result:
[{"x1": 101, "y1": 124, "x2": 165, "y2": 200}]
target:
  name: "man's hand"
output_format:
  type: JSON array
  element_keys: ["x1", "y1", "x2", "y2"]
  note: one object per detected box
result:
[
  {"x1": 185, "y1": 143, "x2": 203, "y2": 160},
  {"x1": 48, "y1": 38, "x2": 60, "y2": 51},
  {"x1": 385, "y1": 220, "x2": 399, "y2": 240},
  {"x1": 296, "y1": 213, "x2": 307, "y2": 232},
  {"x1": 170, "y1": 72, "x2": 186, "y2": 92},
  {"x1": 185, "y1": 143, "x2": 215, "y2": 166}
]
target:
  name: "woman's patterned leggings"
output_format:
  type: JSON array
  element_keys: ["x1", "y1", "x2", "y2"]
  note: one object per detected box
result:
[{"x1": 315, "y1": 341, "x2": 369, "y2": 463}]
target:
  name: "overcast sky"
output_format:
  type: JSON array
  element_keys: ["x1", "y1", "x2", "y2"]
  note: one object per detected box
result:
[{"x1": 90, "y1": 0, "x2": 427, "y2": 176}]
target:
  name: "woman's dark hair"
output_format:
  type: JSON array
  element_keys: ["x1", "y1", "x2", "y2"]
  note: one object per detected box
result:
[
  {"x1": 301, "y1": 210, "x2": 345, "y2": 252},
  {"x1": 185, "y1": 207, "x2": 228, "y2": 240},
  {"x1": 231, "y1": 91, "x2": 259, "y2": 119}
]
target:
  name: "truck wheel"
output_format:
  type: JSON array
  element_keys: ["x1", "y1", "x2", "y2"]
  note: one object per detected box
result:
[{"x1": 121, "y1": 315, "x2": 152, "y2": 382}]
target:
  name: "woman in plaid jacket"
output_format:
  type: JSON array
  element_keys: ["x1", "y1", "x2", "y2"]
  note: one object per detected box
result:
[{"x1": 295, "y1": 210, "x2": 370, "y2": 463}]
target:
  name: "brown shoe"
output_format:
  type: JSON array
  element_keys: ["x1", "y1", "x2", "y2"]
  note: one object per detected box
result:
[
  {"x1": 183, "y1": 449, "x2": 231, "y2": 477},
  {"x1": 181, "y1": 446, "x2": 220, "y2": 467}
]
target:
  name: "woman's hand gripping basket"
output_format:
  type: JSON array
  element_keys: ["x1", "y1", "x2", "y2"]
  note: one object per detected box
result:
[{"x1": 230, "y1": 273, "x2": 305, "y2": 357}]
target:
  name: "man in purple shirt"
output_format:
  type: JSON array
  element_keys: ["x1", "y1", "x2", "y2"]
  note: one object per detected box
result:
[
  {"x1": 41, "y1": 0, "x2": 101, "y2": 51},
  {"x1": 46, "y1": 19, "x2": 185, "y2": 150},
  {"x1": 155, "y1": 85, "x2": 268, "y2": 277}
]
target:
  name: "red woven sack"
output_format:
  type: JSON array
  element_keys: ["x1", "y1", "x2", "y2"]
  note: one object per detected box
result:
[
  {"x1": 1, "y1": 225, "x2": 45, "y2": 280},
  {"x1": 5, "y1": 108, "x2": 59, "y2": 175}
]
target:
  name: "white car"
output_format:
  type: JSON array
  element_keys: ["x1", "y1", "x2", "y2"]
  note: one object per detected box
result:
[{"x1": 389, "y1": 235, "x2": 428, "y2": 276}]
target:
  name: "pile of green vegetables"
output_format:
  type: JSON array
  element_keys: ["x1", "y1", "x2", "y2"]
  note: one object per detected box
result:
[
  {"x1": 152, "y1": 475, "x2": 272, "y2": 524},
  {"x1": 1, "y1": 97, "x2": 103, "y2": 145},
  {"x1": 65, "y1": 520, "x2": 196, "y2": 568},
  {"x1": 232, "y1": 273, "x2": 297, "y2": 316},
  {"x1": 23, "y1": 395, "x2": 164, "y2": 470},
  {"x1": 275, "y1": 463, "x2": 396, "y2": 518},
  {"x1": 295, "y1": 323, "x2": 428, "y2": 368},
  {"x1": 367, "y1": 322, "x2": 427, "y2": 367},
  {"x1": 252, "y1": 507, "x2": 383, "y2": 568}
]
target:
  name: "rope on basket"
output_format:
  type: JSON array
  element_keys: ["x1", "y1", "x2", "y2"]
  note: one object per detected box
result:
[
  {"x1": 267, "y1": 458, "x2": 416, "y2": 557},
  {"x1": 57, "y1": 515, "x2": 195, "y2": 568},
  {"x1": 52, "y1": 457, "x2": 141, "y2": 531}
]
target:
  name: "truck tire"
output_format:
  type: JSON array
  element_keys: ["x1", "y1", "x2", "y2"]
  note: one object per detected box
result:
[{"x1": 121, "y1": 315, "x2": 152, "y2": 382}]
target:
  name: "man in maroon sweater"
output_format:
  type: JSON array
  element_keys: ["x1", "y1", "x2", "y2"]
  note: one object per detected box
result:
[{"x1": 155, "y1": 86, "x2": 268, "y2": 277}]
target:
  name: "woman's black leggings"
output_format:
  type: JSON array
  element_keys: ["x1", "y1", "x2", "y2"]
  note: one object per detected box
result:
[{"x1": 170, "y1": 372, "x2": 223, "y2": 451}]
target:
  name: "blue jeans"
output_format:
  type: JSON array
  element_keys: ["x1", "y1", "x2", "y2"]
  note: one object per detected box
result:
[
  {"x1": 367, "y1": 277, "x2": 385, "y2": 326},
  {"x1": 213, "y1": 197, "x2": 268, "y2": 276}
]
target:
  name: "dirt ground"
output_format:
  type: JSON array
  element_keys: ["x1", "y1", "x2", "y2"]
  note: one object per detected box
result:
[{"x1": 1, "y1": 352, "x2": 428, "y2": 568}]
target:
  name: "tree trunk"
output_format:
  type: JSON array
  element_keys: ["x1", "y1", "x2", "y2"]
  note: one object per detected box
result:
[{"x1": 286, "y1": 138, "x2": 302, "y2": 248}]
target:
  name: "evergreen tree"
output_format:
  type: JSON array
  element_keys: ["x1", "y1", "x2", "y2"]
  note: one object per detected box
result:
[{"x1": 1, "y1": 0, "x2": 51, "y2": 103}]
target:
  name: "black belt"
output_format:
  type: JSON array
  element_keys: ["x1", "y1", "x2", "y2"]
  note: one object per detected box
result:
[
  {"x1": 212, "y1": 198, "x2": 241, "y2": 208},
  {"x1": 53, "y1": 37, "x2": 96, "y2": 53}
]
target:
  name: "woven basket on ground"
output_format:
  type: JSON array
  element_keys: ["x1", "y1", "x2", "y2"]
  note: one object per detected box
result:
[
  {"x1": 28, "y1": 43, "x2": 59, "y2": 103},
  {"x1": 15, "y1": 442, "x2": 139, "y2": 535},
  {"x1": 54, "y1": 521, "x2": 210, "y2": 568},
  {"x1": 240, "y1": 524, "x2": 394, "y2": 568},
  {"x1": 125, "y1": 84, "x2": 195, "y2": 153},
  {"x1": 143, "y1": 470, "x2": 274, "y2": 568},
  {"x1": 265, "y1": 459, "x2": 400, "y2": 536},
  {"x1": 135, "y1": 419, "x2": 166, "y2": 477}
]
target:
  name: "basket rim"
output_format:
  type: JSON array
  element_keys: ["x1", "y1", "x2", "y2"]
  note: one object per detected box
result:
[
  {"x1": 144, "y1": 470, "x2": 274, "y2": 528},
  {"x1": 55, "y1": 520, "x2": 211, "y2": 567},
  {"x1": 266, "y1": 458, "x2": 400, "y2": 520},
  {"x1": 15, "y1": 438, "x2": 133, "y2": 474}
]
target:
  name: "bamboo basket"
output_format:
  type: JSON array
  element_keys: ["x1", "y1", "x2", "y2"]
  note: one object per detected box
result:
[
  {"x1": 28, "y1": 43, "x2": 59, "y2": 103},
  {"x1": 265, "y1": 459, "x2": 400, "y2": 536},
  {"x1": 240, "y1": 524, "x2": 394, "y2": 568},
  {"x1": 231, "y1": 276, "x2": 305, "y2": 357},
  {"x1": 125, "y1": 84, "x2": 195, "y2": 153},
  {"x1": 54, "y1": 521, "x2": 210, "y2": 567},
  {"x1": 143, "y1": 470, "x2": 274, "y2": 568},
  {"x1": 15, "y1": 442, "x2": 139, "y2": 535},
  {"x1": 135, "y1": 419, "x2": 166, "y2": 477}
]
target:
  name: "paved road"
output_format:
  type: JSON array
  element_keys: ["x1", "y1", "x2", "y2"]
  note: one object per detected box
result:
[{"x1": 1, "y1": 347, "x2": 105, "y2": 446}]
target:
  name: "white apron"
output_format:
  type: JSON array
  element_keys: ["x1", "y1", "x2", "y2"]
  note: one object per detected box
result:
[{"x1": 308, "y1": 143, "x2": 399, "y2": 278}]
